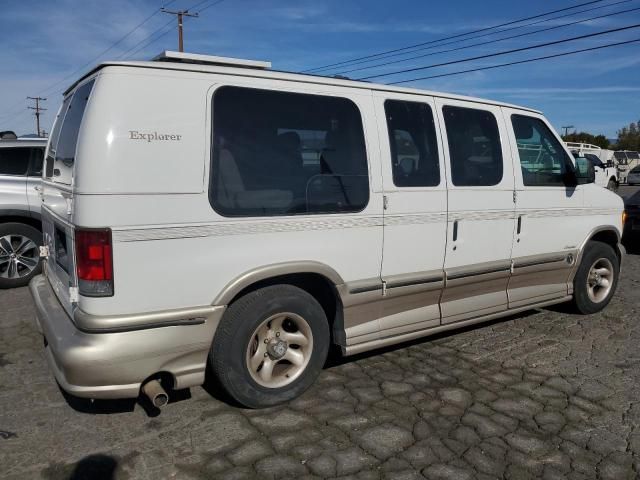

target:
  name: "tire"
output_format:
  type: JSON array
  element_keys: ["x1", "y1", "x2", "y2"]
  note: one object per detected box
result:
[
  {"x1": 607, "y1": 179, "x2": 618, "y2": 192},
  {"x1": 209, "y1": 284, "x2": 330, "y2": 408},
  {"x1": 0, "y1": 223, "x2": 42, "y2": 289},
  {"x1": 571, "y1": 241, "x2": 619, "y2": 314}
]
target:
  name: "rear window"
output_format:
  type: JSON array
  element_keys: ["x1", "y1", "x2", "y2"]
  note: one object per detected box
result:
[
  {"x1": 45, "y1": 80, "x2": 95, "y2": 184},
  {"x1": 0, "y1": 147, "x2": 31, "y2": 175},
  {"x1": 628, "y1": 151, "x2": 640, "y2": 160},
  {"x1": 210, "y1": 86, "x2": 369, "y2": 217},
  {"x1": 631, "y1": 166, "x2": 640, "y2": 173}
]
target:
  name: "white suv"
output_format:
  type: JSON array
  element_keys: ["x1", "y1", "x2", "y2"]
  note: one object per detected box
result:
[
  {"x1": 29, "y1": 52, "x2": 624, "y2": 408},
  {"x1": 0, "y1": 134, "x2": 46, "y2": 287}
]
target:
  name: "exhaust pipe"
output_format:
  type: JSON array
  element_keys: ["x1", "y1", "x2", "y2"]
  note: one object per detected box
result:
[{"x1": 142, "y1": 379, "x2": 169, "y2": 408}]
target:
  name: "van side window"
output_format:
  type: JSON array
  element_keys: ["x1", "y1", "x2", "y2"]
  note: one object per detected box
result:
[
  {"x1": 48, "y1": 79, "x2": 95, "y2": 184},
  {"x1": 0, "y1": 148, "x2": 30, "y2": 176},
  {"x1": 511, "y1": 115, "x2": 573, "y2": 187},
  {"x1": 384, "y1": 100, "x2": 440, "y2": 187},
  {"x1": 443, "y1": 106, "x2": 503, "y2": 187},
  {"x1": 210, "y1": 86, "x2": 369, "y2": 217}
]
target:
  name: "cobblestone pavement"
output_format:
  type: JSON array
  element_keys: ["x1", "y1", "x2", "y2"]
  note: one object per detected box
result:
[{"x1": 2, "y1": 251, "x2": 640, "y2": 479}]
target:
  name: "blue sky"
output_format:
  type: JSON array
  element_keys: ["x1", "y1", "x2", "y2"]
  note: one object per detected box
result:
[{"x1": 1, "y1": 0, "x2": 639, "y2": 138}]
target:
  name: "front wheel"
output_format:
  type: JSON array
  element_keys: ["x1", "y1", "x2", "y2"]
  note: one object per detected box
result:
[
  {"x1": 606, "y1": 179, "x2": 618, "y2": 192},
  {"x1": 209, "y1": 284, "x2": 330, "y2": 408},
  {"x1": 0, "y1": 223, "x2": 42, "y2": 289},
  {"x1": 571, "y1": 241, "x2": 619, "y2": 314}
]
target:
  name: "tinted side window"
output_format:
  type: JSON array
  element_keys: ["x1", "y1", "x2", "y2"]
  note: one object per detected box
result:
[
  {"x1": 50, "y1": 80, "x2": 95, "y2": 184},
  {"x1": 384, "y1": 100, "x2": 440, "y2": 187},
  {"x1": 443, "y1": 106, "x2": 503, "y2": 187},
  {"x1": 511, "y1": 115, "x2": 572, "y2": 187},
  {"x1": 210, "y1": 86, "x2": 369, "y2": 217},
  {"x1": 0, "y1": 148, "x2": 30, "y2": 176},
  {"x1": 29, "y1": 148, "x2": 44, "y2": 176}
]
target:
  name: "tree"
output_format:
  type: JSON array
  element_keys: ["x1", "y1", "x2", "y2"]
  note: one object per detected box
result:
[{"x1": 616, "y1": 119, "x2": 640, "y2": 151}]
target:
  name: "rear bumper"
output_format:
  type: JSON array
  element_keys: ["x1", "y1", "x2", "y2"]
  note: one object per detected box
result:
[{"x1": 29, "y1": 274, "x2": 225, "y2": 399}]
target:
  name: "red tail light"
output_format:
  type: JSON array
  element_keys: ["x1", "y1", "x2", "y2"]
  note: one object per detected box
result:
[{"x1": 75, "y1": 228, "x2": 113, "y2": 297}]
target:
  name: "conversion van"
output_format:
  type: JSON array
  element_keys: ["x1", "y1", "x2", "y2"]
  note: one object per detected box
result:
[{"x1": 30, "y1": 51, "x2": 625, "y2": 408}]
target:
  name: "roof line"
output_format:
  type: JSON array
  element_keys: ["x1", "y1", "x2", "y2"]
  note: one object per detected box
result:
[{"x1": 63, "y1": 60, "x2": 542, "y2": 114}]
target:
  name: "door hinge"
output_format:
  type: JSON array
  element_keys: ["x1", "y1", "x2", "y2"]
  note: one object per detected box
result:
[
  {"x1": 512, "y1": 190, "x2": 517, "y2": 203},
  {"x1": 382, "y1": 280, "x2": 388, "y2": 297},
  {"x1": 39, "y1": 245, "x2": 49, "y2": 258},
  {"x1": 69, "y1": 287, "x2": 79, "y2": 304},
  {"x1": 383, "y1": 195, "x2": 389, "y2": 210}
]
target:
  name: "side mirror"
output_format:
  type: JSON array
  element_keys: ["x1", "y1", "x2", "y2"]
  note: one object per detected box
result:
[{"x1": 574, "y1": 157, "x2": 595, "y2": 185}]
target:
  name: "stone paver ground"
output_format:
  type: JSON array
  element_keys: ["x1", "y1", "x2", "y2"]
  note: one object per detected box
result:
[{"x1": 2, "y1": 246, "x2": 640, "y2": 479}]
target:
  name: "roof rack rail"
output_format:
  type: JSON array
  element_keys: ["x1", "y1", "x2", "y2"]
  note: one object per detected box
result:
[{"x1": 152, "y1": 51, "x2": 271, "y2": 70}]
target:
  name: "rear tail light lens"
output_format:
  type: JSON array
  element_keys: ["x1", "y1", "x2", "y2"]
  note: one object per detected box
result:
[{"x1": 75, "y1": 228, "x2": 113, "y2": 297}]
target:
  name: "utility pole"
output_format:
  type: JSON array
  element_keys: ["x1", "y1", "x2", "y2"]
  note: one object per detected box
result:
[
  {"x1": 561, "y1": 125, "x2": 575, "y2": 138},
  {"x1": 161, "y1": 8, "x2": 199, "y2": 52},
  {"x1": 27, "y1": 96, "x2": 47, "y2": 137}
]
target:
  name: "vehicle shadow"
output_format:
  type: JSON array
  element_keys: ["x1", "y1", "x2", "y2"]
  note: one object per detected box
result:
[
  {"x1": 59, "y1": 384, "x2": 192, "y2": 418},
  {"x1": 325, "y1": 309, "x2": 540, "y2": 368}
]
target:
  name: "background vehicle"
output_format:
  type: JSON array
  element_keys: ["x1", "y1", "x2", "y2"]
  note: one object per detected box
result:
[
  {"x1": 623, "y1": 189, "x2": 640, "y2": 240},
  {"x1": 566, "y1": 142, "x2": 618, "y2": 191},
  {"x1": 627, "y1": 165, "x2": 640, "y2": 185},
  {"x1": 0, "y1": 136, "x2": 46, "y2": 287}
]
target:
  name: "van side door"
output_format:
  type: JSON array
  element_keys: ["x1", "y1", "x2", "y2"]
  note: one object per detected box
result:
[
  {"x1": 375, "y1": 92, "x2": 447, "y2": 335},
  {"x1": 435, "y1": 99, "x2": 516, "y2": 323},
  {"x1": 503, "y1": 108, "x2": 583, "y2": 307}
]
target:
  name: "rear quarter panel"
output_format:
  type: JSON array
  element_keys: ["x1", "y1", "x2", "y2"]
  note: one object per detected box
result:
[{"x1": 74, "y1": 70, "x2": 384, "y2": 317}]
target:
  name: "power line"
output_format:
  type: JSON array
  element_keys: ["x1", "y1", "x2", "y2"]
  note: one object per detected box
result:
[
  {"x1": 27, "y1": 97, "x2": 47, "y2": 137},
  {"x1": 303, "y1": 0, "x2": 609, "y2": 73},
  {"x1": 119, "y1": 0, "x2": 226, "y2": 59},
  {"x1": 334, "y1": 0, "x2": 638, "y2": 76},
  {"x1": 388, "y1": 37, "x2": 640, "y2": 84},
  {"x1": 358, "y1": 23, "x2": 640, "y2": 81},
  {"x1": 38, "y1": 2, "x2": 178, "y2": 98},
  {"x1": 161, "y1": 8, "x2": 199, "y2": 52}
]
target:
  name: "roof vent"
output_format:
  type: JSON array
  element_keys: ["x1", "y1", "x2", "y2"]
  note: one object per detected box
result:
[{"x1": 152, "y1": 51, "x2": 271, "y2": 69}]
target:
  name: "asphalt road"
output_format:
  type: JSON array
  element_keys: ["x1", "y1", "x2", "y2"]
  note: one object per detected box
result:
[{"x1": 2, "y1": 188, "x2": 640, "y2": 480}]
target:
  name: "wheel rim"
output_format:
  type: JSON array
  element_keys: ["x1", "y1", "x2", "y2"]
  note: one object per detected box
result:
[
  {"x1": 587, "y1": 257, "x2": 614, "y2": 303},
  {"x1": 245, "y1": 312, "x2": 313, "y2": 389},
  {"x1": 0, "y1": 234, "x2": 39, "y2": 280}
]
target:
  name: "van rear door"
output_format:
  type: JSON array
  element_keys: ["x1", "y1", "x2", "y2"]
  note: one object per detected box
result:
[{"x1": 42, "y1": 79, "x2": 95, "y2": 313}]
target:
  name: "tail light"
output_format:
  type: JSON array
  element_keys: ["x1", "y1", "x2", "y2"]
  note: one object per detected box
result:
[{"x1": 75, "y1": 228, "x2": 113, "y2": 297}]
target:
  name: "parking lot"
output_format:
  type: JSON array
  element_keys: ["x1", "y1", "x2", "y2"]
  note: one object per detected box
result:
[{"x1": 1, "y1": 189, "x2": 639, "y2": 480}]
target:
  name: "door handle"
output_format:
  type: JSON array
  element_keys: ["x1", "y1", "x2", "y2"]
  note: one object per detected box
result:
[
  {"x1": 517, "y1": 215, "x2": 522, "y2": 235},
  {"x1": 452, "y1": 220, "x2": 459, "y2": 242},
  {"x1": 34, "y1": 185, "x2": 42, "y2": 192}
]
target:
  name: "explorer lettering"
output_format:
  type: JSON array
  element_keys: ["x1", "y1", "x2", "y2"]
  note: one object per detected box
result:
[{"x1": 129, "y1": 130, "x2": 182, "y2": 142}]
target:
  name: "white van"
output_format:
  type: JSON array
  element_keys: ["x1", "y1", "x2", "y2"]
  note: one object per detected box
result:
[{"x1": 30, "y1": 52, "x2": 625, "y2": 408}]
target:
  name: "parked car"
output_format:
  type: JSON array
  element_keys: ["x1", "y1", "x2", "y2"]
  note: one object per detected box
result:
[
  {"x1": 627, "y1": 165, "x2": 640, "y2": 186},
  {"x1": 29, "y1": 51, "x2": 625, "y2": 409},
  {"x1": 0, "y1": 135, "x2": 46, "y2": 287},
  {"x1": 623, "y1": 189, "x2": 640, "y2": 239}
]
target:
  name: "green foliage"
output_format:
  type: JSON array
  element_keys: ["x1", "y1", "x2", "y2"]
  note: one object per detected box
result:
[
  {"x1": 562, "y1": 131, "x2": 610, "y2": 149},
  {"x1": 616, "y1": 120, "x2": 640, "y2": 151}
]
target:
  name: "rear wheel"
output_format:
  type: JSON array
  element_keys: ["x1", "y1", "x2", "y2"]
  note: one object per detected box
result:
[
  {"x1": 571, "y1": 241, "x2": 619, "y2": 314},
  {"x1": 0, "y1": 223, "x2": 42, "y2": 289},
  {"x1": 209, "y1": 284, "x2": 330, "y2": 408}
]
